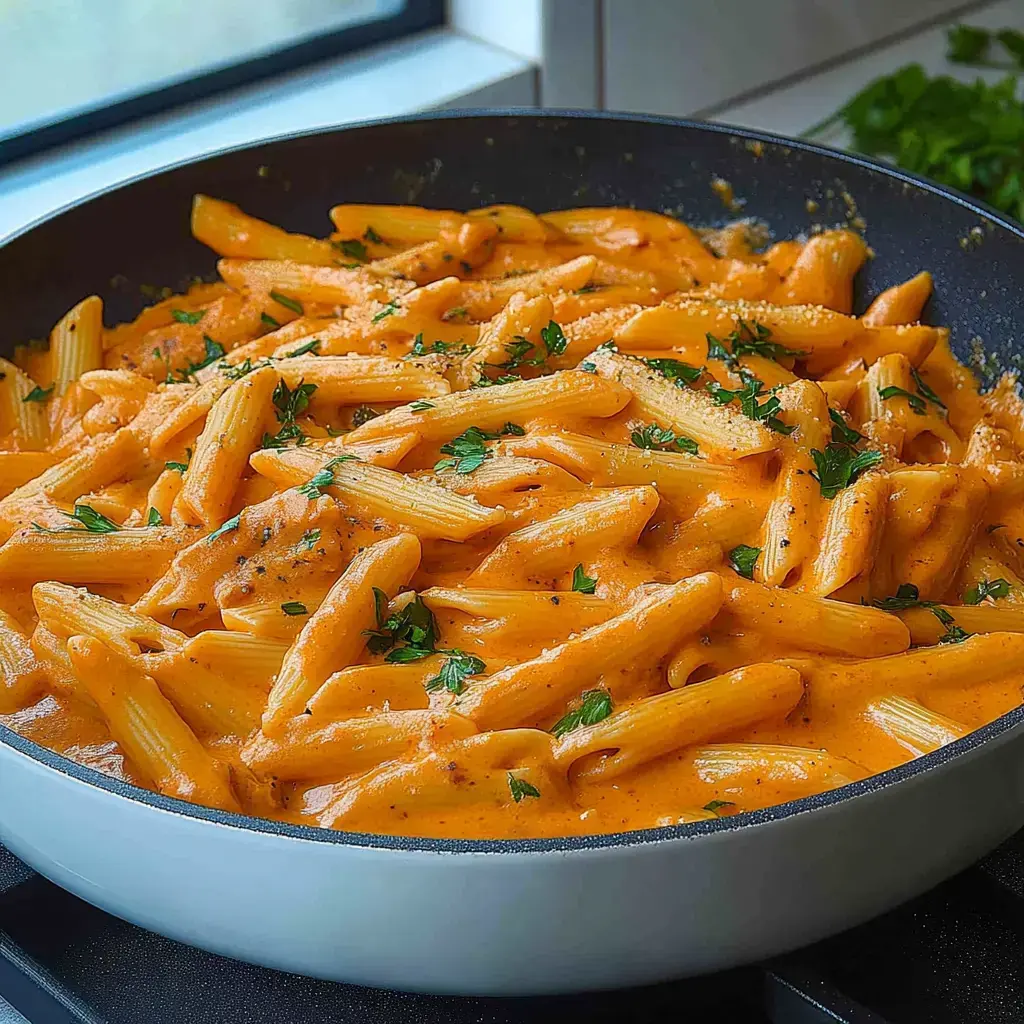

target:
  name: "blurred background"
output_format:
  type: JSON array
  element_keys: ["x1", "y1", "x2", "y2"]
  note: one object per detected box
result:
[{"x1": 1, "y1": 0, "x2": 1023, "y2": 235}]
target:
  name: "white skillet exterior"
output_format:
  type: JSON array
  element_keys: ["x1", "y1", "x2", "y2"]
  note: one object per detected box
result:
[{"x1": 1, "y1": 714, "x2": 1023, "y2": 995}]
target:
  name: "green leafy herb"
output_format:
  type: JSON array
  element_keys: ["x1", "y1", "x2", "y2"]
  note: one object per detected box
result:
[
  {"x1": 407, "y1": 333, "x2": 473, "y2": 358},
  {"x1": 964, "y1": 578, "x2": 1011, "y2": 604},
  {"x1": 281, "y1": 601, "x2": 308, "y2": 616},
  {"x1": 630, "y1": 422, "x2": 699, "y2": 455},
  {"x1": 222, "y1": 358, "x2": 265, "y2": 381},
  {"x1": 371, "y1": 301, "x2": 400, "y2": 323},
  {"x1": 805, "y1": 34, "x2": 1024, "y2": 222},
  {"x1": 728, "y1": 544, "x2": 761, "y2": 580},
  {"x1": 810, "y1": 444, "x2": 884, "y2": 499},
  {"x1": 22, "y1": 385, "x2": 53, "y2": 403},
  {"x1": 829, "y1": 407, "x2": 864, "y2": 445},
  {"x1": 165, "y1": 450, "x2": 191, "y2": 474},
  {"x1": 261, "y1": 312, "x2": 281, "y2": 329},
  {"x1": 910, "y1": 366, "x2": 947, "y2": 410},
  {"x1": 372, "y1": 587, "x2": 389, "y2": 627},
  {"x1": 269, "y1": 290, "x2": 304, "y2": 315},
  {"x1": 146, "y1": 507, "x2": 164, "y2": 526},
  {"x1": 491, "y1": 337, "x2": 545, "y2": 373},
  {"x1": 352, "y1": 404, "x2": 381, "y2": 425},
  {"x1": 878, "y1": 384, "x2": 926, "y2": 415},
  {"x1": 571, "y1": 563, "x2": 598, "y2": 594},
  {"x1": 550, "y1": 689, "x2": 612, "y2": 738},
  {"x1": 705, "y1": 375, "x2": 795, "y2": 435},
  {"x1": 507, "y1": 773, "x2": 540, "y2": 803},
  {"x1": 298, "y1": 528, "x2": 321, "y2": 552},
  {"x1": 207, "y1": 512, "x2": 241, "y2": 542},
  {"x1": 335, "y1": 238, "x2": 368, "y2": 262},
  {"x1": 364, "y1": 594, "x2": 439, "y2": 661},
  {"x1": 435, "y1": 426, "x2": 499, "y2": 474},
  {"x1": 645, "y1": 357, "x2": 704, "y2": 385},
  {"x1": 61, "y1": 504, "x2": 119, "y2": 533},
  {"x1": 424, "y1": 651, "x2": 486, "y2": 695},
  {"x1": 363, "y1": 226, "x2": 384, "y2": 244},
  {"x1": 703, "y1": 800, "x2": 735, "y2": 813},
  {"x1": 706, "y1": 320, "x2": 804, "y2": 367},
  {"x1": 441, "y1": 306, "x2": 469, "y2": 323},
  {"x1": 410, "y1": 400, "x2": 435, "y2": 413},
  {"x1": 872, "y1": 583, "x2": 973, "y2": 643},
  {"x1": 288, "y1": 338, "x2": 320, "y2": 358},
  {"x1": 262, "y1": 379, "x2": 318, "y2": 449},
  {"x1": 540, "y1": 320, "x2": 567, "y2": 357},
  {"x1": 472, "y1": 373, "x2": 520, "y2": 388},
  {"x1": 297, "y1": 469, "x2": 335, "y2": 499},
  {"x1": 706, "y1": 333, "x2": 733, "y2": 364},
  {"x1": 171, "y1": 308, "x2": 205, "y2": 325},
  {"x1": 579, "y1": 360, "x2": 597, "y2": 373},
  {"x1": 500, "y1": 421, "x2": 525, "y2": 436}
]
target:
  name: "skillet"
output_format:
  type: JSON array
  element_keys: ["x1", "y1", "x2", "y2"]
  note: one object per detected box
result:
[{"x1": 1, "y1": 111, "x2": 1024, "y2": 995}]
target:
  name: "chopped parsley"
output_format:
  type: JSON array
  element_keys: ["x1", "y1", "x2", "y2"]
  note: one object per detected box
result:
[
  {"x1": 364, "y1": 593, "x2": 439, "y2": 662},
  {"x1": 491, "y1": 337, "x2": 545, "y2": 373},
  {"x1": 269, "y1": 290, "x2": 304, "y2": 315},
  {"x1": 705, "y1": 375, "x2": 795, "y2": 435},
  {"x1": 500, "y1": 421, "x2": 526, "y2": 436},
  {"x1": 551, "y1": 688, "x2": 613, "y2": 738},
  {"x1": 703, "y1": 800, "x2": 735, "y2": 813},
  {"x1": 435, "y1": 425, "x2": 511, "y2": 474},
  {"x1": 146, "y1": 507, "x2": 164, "y2": 526},
  {"x1": 363, "y1": 226, "x2": 384, "y2": 244},
  {"x1": 60, "y1": 504, "x2": 119, "y2": 533},
  {"x1": 171, "y1": 309, "x2": 205, "y2": 325},
  {"x1": 872, "y1": 583, "x2": 973, "y2": 644},
  {"x1": 297, "y1": 469, "x2": 335, "y2": 499},
  {"x1": 371, "y1": 301, "x2": 400, "y2": 323},
  {"x1": 964, "y1": 578, "x2": 1011, "y2": 604},
  {"x1": 287, "y1": 338, "x2": 320, "y2": 358},
  {"x1": 810, "y1": 445, "x2": 884, "y2": 499},
  {"x1": 165, "y1": 449, "x2": 191, "y2": 474},
  {"x1": 630, "y1": 422, "x2": 699, "y2": 455},
  {"x1": 407, "y1": 333, "x2": 473, "y2": 358},
  {"x1": 334, "y1": 238, "x2": 368, "y2": 262},
  {"x1": 352, "y1": 404, "x2": 381, "y2": 425},
  {"x1": 579, "y1": 360, "x2": 597, "y2": 373},
  {"x1": 410, "y1": 400, "x2": 435, "y2": 413},
  {"x1": 441, "y1": 306, "x2": 470, "y2": 323},
  {"x1": 571, "y1": 563, "x2": 598, "y2": 594},
  {"x1": 728, "y1": 544, "x2": 761, "y2": 579},
  {"x1": 22, "y1": 385, "x2": 53, "y2": 403},
  {"x1": 645, "y1": 357, "x2": 704, "y2": 386},
  {"x1": 262, "y1": 379, "x2": 317, "y2": 449},
  {"x1": 878, "y1": 384, "x2": 927, "y2": 415},
  {"x1": 471, "y1": 373, "x2": 520, "y2": 388},
  {"x1": 540, "y1": 320, "x2": 568, "y2": 357},
  {"x1": 424, "y1": 651, "x2": 486, "y2": 695},
  {"x1": 297, "y1": 528, "x2": 321, "y2": 552},
  {"x1": 507, "y1": 773, "x2": 541, "y2": 802},
  {"x1": 261, "y1": 312, "x2": 281, "y2": 329},
  {"x1": 281, "y1": 601, "x2": 308, "y2": 616},
  {"x1": 706, "y1": 320, "x2": 805, "y2": 366},
  {"x1": 911, "y1": 366, "x2": 946, "y2": 411},
  {"x1": 829, "y1": 407, "x2": 864, "y2": 446},
  {"x1": 207, "y1": 512, "x2": 241, "y2": 543}
]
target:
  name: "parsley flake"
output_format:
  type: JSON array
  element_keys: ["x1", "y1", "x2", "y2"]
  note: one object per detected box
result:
[
  {"x1": 335, "y1": 238, "x2": 368, "y2": 262},
  {"x1": 879, "y1": 384, "x2": 926, "y2": 415},
  {"x1": 61, "y1": 504, "x2": 119, "y2": 533},
  {"x1": 424, "y1": 651, "x2": 486, "y2": 695},
  {"x1": 507, "y1": 773, "x2": 541, "y2": 802},
  {"x1": 631, "y1": 422, "x2": 699, "y2": 455},
  {"x1": 171, "y1": 309, "x2": 205, "y2": 325},
  {"x1": 540, "y1": 320, "x2": 568, "y2": 357},
  {"x1": 810, "y1": 445, "x2": 884, "y2": 499},
  {"x1": 269, "y1": 290, "x2": 304, "y2": 315},
  {"x1": 410, "y1": 400, "x2": 435, "y2": 413},
  {"x1": 371, "y1": 302, "x2": 400, "y2": 323},
  {"x1": 146, "y1": 507, "x2": 164, "y2": 527},
  {"x1": 964, "y1": 578, "x2": 1011, "y2": 604},
  {"x1": 571, "y1": 564, "x2": 598, "y2": 594},
  {"x1": 728, "y1": 544, "x2": 761, "y2": 579},
  {"x1": 22, "y1": 385, "x2": 53, "y2": 403},
  {"x1": 435, "y1": 426, "x2": 499, "y2": 474},
  {"x1": 207, "y1": 513, "x2": 241, "y2": 542},
  {"x1": 551, "y1": 689, "x2": 612, "y2": 738},
  {"x1": 363, "y1": 226, "x2": 384, "y2": 244},
  {"x1": 364, "y1": 594, "x2": 439, "y2": 661},
  {"x1": 288, "y1": 338, "x2": 321, "y2": 358},
  {"x1": 298, "y1": 528, "x2": 321, "y2": 552},
  {"x1": 645, "y1": 357, "x2": 704, "y2": 385},
  {"x1": 829, "y1": 407, "x2": 864, "y2": 445}
]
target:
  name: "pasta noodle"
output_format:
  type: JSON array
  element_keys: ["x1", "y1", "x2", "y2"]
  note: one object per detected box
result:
[{"x1": 0, "y1": 197, "x2": 1020, "y2": 840}]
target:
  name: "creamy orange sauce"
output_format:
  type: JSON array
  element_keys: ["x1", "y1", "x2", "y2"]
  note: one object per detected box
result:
[{"x1": 0, "y1": 199, "x2": 1022, "y2": 840}]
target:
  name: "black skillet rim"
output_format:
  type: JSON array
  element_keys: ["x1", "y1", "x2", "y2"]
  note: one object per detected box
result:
[{"x1": 2, "y1": 107, "x2": 1023, "y2": 856}]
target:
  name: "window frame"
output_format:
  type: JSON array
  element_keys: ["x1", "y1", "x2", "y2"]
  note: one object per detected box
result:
[{"x1": 0, "y1": 0, "x2": 445, "y2": 167}]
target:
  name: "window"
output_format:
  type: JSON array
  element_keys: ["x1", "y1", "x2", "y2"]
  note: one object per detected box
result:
[{"x1": 0, "y1": 0, "x2": 443, "y2": 165}]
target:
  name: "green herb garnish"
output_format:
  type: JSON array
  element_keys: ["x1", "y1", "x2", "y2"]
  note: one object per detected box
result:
[
  {"x1": 728, "y1": 544, "x2": 761, "y2": 580},
  {"x1": 810, "y1": 445, "x2": 884, "y2": 498},
  {"x1": 571, "y1": 564, "x2": 598, "y2": 594},
  {"x1": 352, "y1": 404, "x2": 380, "y2": 425},
  {"x1": 262, "y1": 379, "x2": 317, "y2": 449},
  {"x1": 645, "y1": 357, "x2": 704, "y2": 385},
  {"x1": 371, "y1": 302, "x2": 400, "y2": 323},
  {"x1": 410, "y1": 401, "x2": 435, "y2": 413},
  {"x1": 207, "y1": 513, "x2": 241, "y2": 542},
  {"x1": 298, "y1": 528, "x2": 321, "y2": 552},
  {"x1": 435, "y1": 426, "x2": 499, "y2": 474},
  {"x1": 269, "y1": 290, "x2": 304, "y2": 315},
  {"x1": 364, "y1": 593, "x2": 439, "y2": 661},
  {"x1": 964, "y1": 578, "x2": 1011, "y2": 604},
  {"x1": 60, "y1": 504, "x2": 119, "y2": 533},
  {"x1": 288, "y1": 338, "x2": 320, "y2": 358},
  {"x1": 705, "y1": 375, "x2": 795, "y2": 435},
  {"x1": 630, "y1": 422, "x2": 699, "y2": 455},
  {"x1": 507, "y1": 773, "x2": 541, "y2": 802},
  {"x1": 829, "y1": 407, "x2": 864, "y2": 446},
  {"x1": 146, "y1": 507, "x2": 164, "y2": 526},
  {"x1": 335, "y1": 238, "x2": 368, "y2": 262},
  {"x1": 261, "y1": 312, "x2": 281, "y2": 329},
  {"x1": 551, "y1": 689, "x2": 612, "y2": 738},
  {"x1": 281, "y1": 601, "x2": 308, "y2": 616},
  {"x1": 171, "y1": 309, "x2": 205, "y2": 325},
  {"x1": 703, "y1": 800, "x2": 735, "y2": 814},
  {"x1": 424, "y1": 651, "x2": 486, "y2": 695},
  {"x1": 363, "y1": 226, "x2": 384, "y2": 244},
  {"x1": 878, "y1": 385, "x2": 926, "y2": 415},
  {"x1": 22, "y1": 385, "x2": 53, "y2": 403},
  {"x1": 540, "y1": 320, "x2": 567, "y2": 357}
]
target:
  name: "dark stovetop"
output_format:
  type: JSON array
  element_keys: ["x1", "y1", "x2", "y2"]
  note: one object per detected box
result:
[{"x1": 5, "y1": 832, "x2": 1024, "y2": 1024}]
